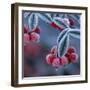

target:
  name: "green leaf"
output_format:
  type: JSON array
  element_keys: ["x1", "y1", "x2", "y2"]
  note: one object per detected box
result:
[
  {"x1": 57, "y1": 28, "x2": 69, "y2": 44},
  {"x1": 57, "y1": 32, "x2": 69, "y2": 57},
  {"x1": 69, "y1": 29, "x2": 80, "y2": 39},
  {"x1": 54, "y1": 17, "x2": 68, "y2": 29},
  {"x1": 24, "y1": 12, "x2": 31, "y2": 18},
  {"x1": 28, "y1": 13, "x2": 38, "y2": 31},
  {"x1": 37, "y1": 13, "x2": 52, "y2": 23}
]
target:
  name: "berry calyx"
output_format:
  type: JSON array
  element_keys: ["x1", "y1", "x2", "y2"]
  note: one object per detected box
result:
[{"x1": 46, "y1": 54, "x2": 56, "y2": 65}]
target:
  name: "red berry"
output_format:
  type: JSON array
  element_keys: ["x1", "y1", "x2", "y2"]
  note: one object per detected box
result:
[
  {"x1": 29, "y1": 32, "x2": 40, "y2": 42},
  {"x1": 69, "y1": 53, "x2": 78, "y2": 63},
  {"x1": 69, "y1": 18, "x2": 74, "y2": 26},
  {"x1": 28, "y1": 31, "x2": 31, "y2": 35},
  {"x1": 46, "y1": 54, "x2": 55, "y2": 64},
  {"x1": 65, "y1": 53, "x2": 71, "y2": 62},
  {"x1": 52, "y1": 58, "x2": 60, "y2": 68},
  {"x1": 33, "y1": 27, "x2": 40, "y2": 34},
  {"x1": 50, "y1": 46, "x2": 57, "y2": 56},
  {"x1": 24, "y1": 33, "x2": 29, "y2": 44},
  {"x1": 65, "y1": 53, "x2": 70, "y2": 58},
  {"x1": 51, "y1": 22, "x2": 63, "y2": 31},
  {"x1": 63, "y1": 18, "x2": 70, "y2": 26},
  {"x1": 67, "y1": 47, "x2": 76, "y2": 54},
  {"x1": 60, "y1": 56, "x2": 69, "y2": 65}
]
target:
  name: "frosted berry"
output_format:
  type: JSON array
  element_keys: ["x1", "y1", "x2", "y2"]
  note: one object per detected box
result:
[
  {"x1": 46, "y1": 54, "x2": 55, "y2": 65},
  {"x1": 69, "y1": 53, "x2": 78, "y2": 63},
  {"x1": 52, "y1": 58, "x2": 60, "y2": 68},
  {"x1": 51, "y1": 22, "x2": 63, "y2": 31},
  {"x1": 60, "y1": 56, "x2": 69, "y2": 65},
  {"x1": 65, "y1": 53, "x2": 70, "y2": 58},
  {"x1": 24, "y1": 33, "x2": 29, "y2": 44},
  {"x1": 65, "y1": 53, "x2": 71, "y2": 62},
  {"x1": 33, "y1": 27, "x2": 40, "y2": 34},
  {"x1": 29, "y1": 32, "x2": 40, "y2": 42},
  {"x1": 50, "y1": 46, "x2": 57, "y2": 56},
  {"x1": 69, "y1": 18, "x2": 74, "y2": 26},
  {"x1": 63, "y1": 18, "x2": 70, "y2": 26},
  {"x1": 67, "y1": 47, "x2": 76, "y2": 54}
]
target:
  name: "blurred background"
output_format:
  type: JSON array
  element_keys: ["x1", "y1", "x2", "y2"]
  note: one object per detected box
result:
[{"x1": 23, "y1": 11, "x2": 80, "y2": 77}]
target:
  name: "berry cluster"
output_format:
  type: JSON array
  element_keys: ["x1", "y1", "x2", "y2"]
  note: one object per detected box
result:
[
  {"x1": 24, "y1": 26, "x2": 40, "y2": 44},
  {"x1": 46, "y1": 46, "x2": 78, "y2": 68}
]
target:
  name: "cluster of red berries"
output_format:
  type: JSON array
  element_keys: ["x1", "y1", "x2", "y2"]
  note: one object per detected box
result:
[
  {"x1": 46, "y1": 46, "x2": 78, "y2": 68},
  {"x1": 24, "y1": 26, "x2": 40, "y2": 44}
]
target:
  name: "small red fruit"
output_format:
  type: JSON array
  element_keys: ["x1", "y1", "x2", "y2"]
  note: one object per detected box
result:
[
  {"x1": 24, "y1": 33, "x2": 29, "y2": 44},
  {"x1": 69, "y1": 18, "x2": 74, "y2": 26},
  {"x1": 33, "y1": 27, "x2": 40, "y2": 34},
  {"x1": 50, "y1": 46, "x2": 57, "y2": 56},
  {"x1": 46, "y1": 54, "x2": 56, "y2": 65},
  {"x1": 65, "y1": 53, "x2": 70, "y2": 58},
  {"x1": 67, "y1": 47, "x2": 76, "y2": 54},
  {"x1": 69, "y1": 53, "x2": 78, "y2": 63},
  {"x1": 29, "y1": 32, "x2": 40, "y2": 42},
  {"x1": 51, "y1": 22, "x2": 63, "y2": 31},
  {"x1": 52, "y1": 58, "x2": 60, "y2": 68},
  {"x1": 65, "y1": 53, "x2": 71, "y2": 62},
  {"x1": 60, "y1": 56, "x2": 69, "y2": 65}
]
